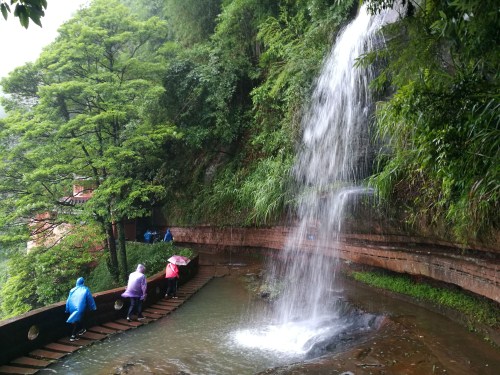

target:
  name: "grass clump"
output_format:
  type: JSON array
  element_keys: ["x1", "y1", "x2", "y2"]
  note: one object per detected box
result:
[
  {"x1": 87, "y1": 242, "x2": 193, "y2": 292},
  {"x1": 350, "y1": 270, "x2": 499, "y2": 331}
]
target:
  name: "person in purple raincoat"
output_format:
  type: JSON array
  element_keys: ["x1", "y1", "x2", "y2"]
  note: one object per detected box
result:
[
  {"x1": 65, "y1": 277, "x2": 96, "y2": 341},
  {"x1": 121, "y1": 264, "x2": 147, "y2": 322}
]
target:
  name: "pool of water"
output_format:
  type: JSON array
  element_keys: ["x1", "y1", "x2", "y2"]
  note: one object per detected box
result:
[
  {"x1": 43, "y1": 263, "x2": 500, "y2": 375},
  {"x1": 45, "y1": 276, "x2": 312, "y2": 374}
]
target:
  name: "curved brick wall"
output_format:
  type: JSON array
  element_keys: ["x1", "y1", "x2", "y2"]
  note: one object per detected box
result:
[{"x1": 170, "y1": 226, "x2": 499, "y2": 303}]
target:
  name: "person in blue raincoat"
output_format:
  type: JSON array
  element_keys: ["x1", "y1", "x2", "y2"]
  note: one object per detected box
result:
[
  {"x1": 144, "y1": 229, "x2": 153, "y2": 243},
  {"x1": 65, "y1": 277, "x2": 96, "y2": 341},
  {"x1": 163, "y1": 228, "x2": 173, "y2": 242}
]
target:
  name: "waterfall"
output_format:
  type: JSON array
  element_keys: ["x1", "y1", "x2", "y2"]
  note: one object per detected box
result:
[
  {"x1": 234, "y1": 4, "x2": 398, "y2": 356},
  {"x1": 271, "y1": 3, "x2": 393, "y2": 325}
]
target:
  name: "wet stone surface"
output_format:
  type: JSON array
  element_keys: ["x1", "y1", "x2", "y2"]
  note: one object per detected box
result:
[{"x1": 257, "y1": 316, "x2": 488, "y2": 375}]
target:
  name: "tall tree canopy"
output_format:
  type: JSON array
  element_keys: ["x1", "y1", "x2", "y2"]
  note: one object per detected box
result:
[{"x1": 0, "y1": 0, "x2": 176, "y2": 281}]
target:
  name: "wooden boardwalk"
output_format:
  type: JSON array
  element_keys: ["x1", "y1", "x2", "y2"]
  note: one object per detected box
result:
[{"x1": 0, "y1": 266, "x2": 215, "y2": 375}]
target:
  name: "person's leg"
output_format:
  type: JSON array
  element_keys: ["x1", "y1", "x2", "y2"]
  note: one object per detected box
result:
[
  {"x1": 165, "y1": 278, "x2": 172, "y2": 297},
  {"x1": 70, "y1": 322, "x2": 80, "y2": 341},
  {"x1": 164, "y1": 279, "x2": 172, "y2": 297},
  {"x1": 76, "y1": 312, "x2": 87, "y2": 335},
  {"x1": 137, "y1": 299, "x2": 144, "y2": 320},
  {"x1": 173, "y1": 278, "x2": 178, "y2": 298},
  {"x1": 127, "y1": 297, "x2": 136, "y2": 320},
  {"x1": 167, "y1": 278, "x2": 176, "y2": 297}
]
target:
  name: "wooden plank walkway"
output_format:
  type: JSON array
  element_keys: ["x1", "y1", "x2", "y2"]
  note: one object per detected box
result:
[{"x1": 0, "y1": 266, "x2": 215, "y2": 374}]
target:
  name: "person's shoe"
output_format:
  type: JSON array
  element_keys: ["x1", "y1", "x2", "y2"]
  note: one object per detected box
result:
[
  {"x1": 126, "y1": 317, "x2": 132, "y2": 322},
  {"x1": 76, "y1": 328, "x2": 86, "y2": 336},
  {"x1": 69, "y1": 335, "x2": 79, "y2": 342},
  {"x1": 172, "y1": 296, "x2": 178, "y2": 299},
  {"x1": 137, "y1": 316, "x2": 146, "y2": 321}
]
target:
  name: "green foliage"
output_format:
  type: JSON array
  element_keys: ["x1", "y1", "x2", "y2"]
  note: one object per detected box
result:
[
  {"x1": 0, "y1": 251, "x2": 38, "y2": 318},
  {"x1": 367, "y1": 0, "x2": 499, "y2": 241},
  {"x1": 351, "y1": 270, "x2": 499, "y2": 330},
  {"x1": 33, "y1": 228, "x2": 98, "y2": 305},
  {"x1": 0, "y1": 224, "x2": 102, "y2": 318},
  {"x1": 86, "y1": 241, "x2": 193, "y2": 292},
  {"x1": 120, "y1": 0, "x2": 165, "y2": 21},
  {"x1": 239, "y1": 153, "x2": 294, "y2": 224},
  {"x1": 0, "y1": 0, "x2": 47, "y2": 28},
  {"x1": 157, "y1": 0, "x2": 357, "y2": 226},
  {"x1": 164, "y1": 0, "x2": 222, "y2": 46}
]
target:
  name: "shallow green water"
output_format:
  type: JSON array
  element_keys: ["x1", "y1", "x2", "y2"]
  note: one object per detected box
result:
[
  {"x1": 45, "y1": 276, "x2": 307, "y2": 375},
  {"x1": 43, "y1": 266, "x2": 500, "y2": 375}
]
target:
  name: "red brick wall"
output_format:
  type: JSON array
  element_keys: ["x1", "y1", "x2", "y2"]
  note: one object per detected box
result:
[{"x1": 169, "y1": 226, "x2": 499, "y2": 303}]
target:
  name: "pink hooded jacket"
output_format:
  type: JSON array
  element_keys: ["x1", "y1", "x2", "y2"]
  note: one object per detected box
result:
[{"x1": 165, "y1": 263, "x2": 179, "y2": 279}]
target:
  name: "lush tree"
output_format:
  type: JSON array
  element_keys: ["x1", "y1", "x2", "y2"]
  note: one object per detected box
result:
[
  {"x1": 1, "y1": 224, "x2": 98, "y2": 318},
  {"x1": 0, "y1": 250, "x2": 38, "y2": 317},
  {"x1": 0, "y1": 0, "x2": 176, "y2": 282},
  {"x1": 0, "y1": 0, "x2": 47, "y2": 28}
]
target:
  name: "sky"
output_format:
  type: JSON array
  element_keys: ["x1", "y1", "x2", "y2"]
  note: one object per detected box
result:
[{"x1": 0, "y1": 0, "x2": 89, "y2": 80}]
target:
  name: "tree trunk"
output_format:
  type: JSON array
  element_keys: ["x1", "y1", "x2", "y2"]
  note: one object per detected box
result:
[
  {"x1": 105, "y1": 222, "x2": 120, "y2": 282},
  {"x1": 116, "y1": 220, "x2": 128, "y2": 283}
]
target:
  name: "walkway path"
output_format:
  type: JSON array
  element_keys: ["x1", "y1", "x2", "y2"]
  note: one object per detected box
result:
[{"x1": 0, "y1": 266, "x2": 215, "y2": 375}]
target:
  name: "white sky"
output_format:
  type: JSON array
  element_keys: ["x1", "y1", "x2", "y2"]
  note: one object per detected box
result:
[{"x1": 0, "y1": 0, "x2": 89, "y2": 79}]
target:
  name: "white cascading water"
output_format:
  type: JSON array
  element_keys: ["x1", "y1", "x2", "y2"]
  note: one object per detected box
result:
[{"x1": 234, "y1": 4, "x2": 398, "y2": 356}]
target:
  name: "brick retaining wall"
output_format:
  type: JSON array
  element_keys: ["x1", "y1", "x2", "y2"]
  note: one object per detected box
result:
[{"x1": 170, "y1": 226, "x2": 499, "y2": 303}]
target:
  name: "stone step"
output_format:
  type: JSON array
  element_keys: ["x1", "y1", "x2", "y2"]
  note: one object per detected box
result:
[
  {"x1": 44, "y1": 343, "x2": 80, "y2": 353},
  {"x1": 149, "y1": 304, "x2": 172, "y2": 311},
  {"x1": 29, "y1": 349, "x2": 67, "y2": 360},
  {"x1": 101, "y1": 322, "x2": 132, "y2": 331},
  {"x1": 116, "y1": 319, "x2": 143, "y2": 327},
  {"x1": 0, "y1": 365, "x2": 38, "y2": 374},
  {"x1": 58, "y1": 337, "x2": 94, "y2": 346},
  {"x1": 80, "y1": 331, "x2": 108, "y2": 341},
  {"x1": 143, "y1": 308, "x2": 169, "y2": 316},
  {"x1": 10, "y1": 356, "x2": 51, "y2": 368},
  {"x1": 140, "y1": 312, "x2": 160, "y2": 320},
  {"x1": 88, "y1": 325, "x2": 119, "y2": 334}
]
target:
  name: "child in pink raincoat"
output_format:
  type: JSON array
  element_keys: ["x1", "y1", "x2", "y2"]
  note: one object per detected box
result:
[{"x1": 165, "y1": 261, "x2": 179, "y2": 299}]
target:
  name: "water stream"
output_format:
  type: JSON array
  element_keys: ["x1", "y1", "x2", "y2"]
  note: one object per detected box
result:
[{"x1": 233, "y1": 4, "x2": 397, "y2": 355}]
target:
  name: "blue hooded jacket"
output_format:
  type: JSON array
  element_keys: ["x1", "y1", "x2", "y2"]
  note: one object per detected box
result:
[
  {"x1": 65, "y1": 277, "x2": 96, "y2": 323},
  {"x1": 163, "y1": 229, "x2": 173, "y2": 242}
]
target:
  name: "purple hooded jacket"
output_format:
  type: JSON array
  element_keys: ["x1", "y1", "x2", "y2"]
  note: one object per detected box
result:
[{"x1": 121, "y1": 264, "x2": 147, "y2": 300}]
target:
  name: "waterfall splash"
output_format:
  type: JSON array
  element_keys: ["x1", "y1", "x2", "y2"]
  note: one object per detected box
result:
[{"x1": 234, "y1": 5, "x2": 398, "y2": 357}]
